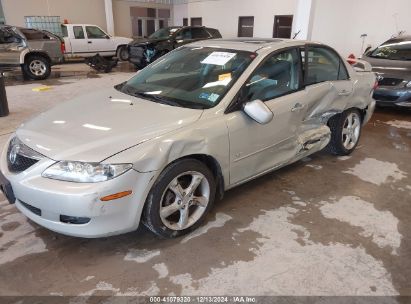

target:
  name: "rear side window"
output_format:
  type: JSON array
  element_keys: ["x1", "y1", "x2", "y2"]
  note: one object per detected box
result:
[
  {"x1": 370, "y1": 41, "x2": 411, "y2": 61},
  {"x1": 73, "y1": 26, "x2": 85, "y2": 39},
  {"x1": 207, "y1": 28, "x2": 222, "y2": 38},
  {"x1": 61, "y1": 25, "x2": 68, "y2": 37},
  {"x1": 191, "y1": 28, "x2": 210, "y2": 39},
  {"x1": 304, "y1": 46, "x2": 349, "y2": 85},
  {"x1": 176, "y1": 28, "x2": 192, "y2": 40}
]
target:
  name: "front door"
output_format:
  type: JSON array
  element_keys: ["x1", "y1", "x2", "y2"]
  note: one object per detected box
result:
[
  {"x1": 226, "y1": 48, "x2": 306, "y2": 185},
  {"x1": 85, "y1": 25, "x2": 114, "y2": 55}
]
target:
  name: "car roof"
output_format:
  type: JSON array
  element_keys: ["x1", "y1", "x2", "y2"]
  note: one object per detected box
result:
[
  {"x1": 189, "y1": 38, "x2": 319, "y2": 52},
  {"x1": 382, "y1": 35, "x2": 411, "y2": 44}
]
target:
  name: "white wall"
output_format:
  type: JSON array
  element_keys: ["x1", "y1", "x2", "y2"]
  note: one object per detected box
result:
[
  {"x1": 2, "y1": 0, "x2": 107, "y2": 30},
  {"x1": 177, "y1": 0, "x2": 297, "y2": 38},
  {"x1": 172, "y1": 3, "x2": 188, "y2": 26},
  {"x1": 308, "y1": 0, "x2": 411, "y2": 58}
]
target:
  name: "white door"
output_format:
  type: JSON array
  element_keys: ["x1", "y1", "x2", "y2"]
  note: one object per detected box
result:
[
  {"x1": 227, "y1": 48, "x2": 306, "y2": 185},
  {"x1": 68, "y1": 25, "x2": 89, "y2": 55},
  {"x1": 84, "y1": 25, "x2": 115, "y2": 56}
]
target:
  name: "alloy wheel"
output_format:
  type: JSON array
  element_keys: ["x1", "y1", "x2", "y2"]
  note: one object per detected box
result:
[
  {"x1": 29, "y1": 60, "x2": 47, "y2": 76},
  {"x1": 342, "y1": 112, "x2": 361, "y2": 150}
]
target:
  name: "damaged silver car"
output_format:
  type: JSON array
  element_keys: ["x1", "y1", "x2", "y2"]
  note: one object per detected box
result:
[{"x1": 0, "y1": 39, "x2": 376, "y2": 238}]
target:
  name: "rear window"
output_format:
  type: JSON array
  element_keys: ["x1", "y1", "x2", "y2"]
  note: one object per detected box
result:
[
  {"x1": 369, "y1": 41, "x2": 411, "y2": 61},
  {"x1": 20, "y1": 28, "x2": 50, "y2": 40}
]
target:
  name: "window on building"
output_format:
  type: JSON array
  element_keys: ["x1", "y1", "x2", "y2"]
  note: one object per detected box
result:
[
  {"x1": 238, "y1": 16, "x2": 254, "y2": 37},
  {"x1": 183, "y1": 18, "x2": 188, "y2": 26},
  {"x1": 273, "y1": 15, "x2": 293, "y2": 38},
  {"x1": 190, "y1": 17, "x2": 202, "y2": 26}
]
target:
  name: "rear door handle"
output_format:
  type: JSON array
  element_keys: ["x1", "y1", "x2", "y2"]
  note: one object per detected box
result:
[
  {"x1": 88, "y1": 41, "x2": 92, "y2": 44},
  {"x1": 291, "y1": 102, "x2": 305, "y2": 112}
]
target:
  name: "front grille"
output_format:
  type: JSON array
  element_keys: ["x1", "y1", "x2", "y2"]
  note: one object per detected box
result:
[
  {"x1": 129, "y1": 46, "x2": 144, "y2": 58},
  {"x1": 6, "y1": 138, "x2": 43, "y2": 173},
  {"x1": 20, "y1": 201, "x2": 41, "y2": 216},
  {"x1": 373, "y1": 93, "x2": 400, "y2": 102},
  {"x1": 378, "y1": 77, "x2": 403, "y2": 86}
]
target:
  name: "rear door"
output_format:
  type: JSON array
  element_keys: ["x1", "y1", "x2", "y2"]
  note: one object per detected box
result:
[
  {"x1": 300, "y1": 45, "x2": 353, "y2": 119},
  {"x1": 85, "y1": 25, "x2": 115, "y2": 56}
]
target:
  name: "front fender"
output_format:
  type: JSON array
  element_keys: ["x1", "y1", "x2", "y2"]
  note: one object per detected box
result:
[{"x1": 105, "y1": 114, "x2": 230, "y2": 187}]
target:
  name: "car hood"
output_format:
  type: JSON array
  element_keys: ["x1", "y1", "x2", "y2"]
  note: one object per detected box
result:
[
  {"x1": 16, "y1": 88, "x2": 203, "y2": 162},
  {"x1": 362, "y1": 56, "x2": 411, "y2": 80}
]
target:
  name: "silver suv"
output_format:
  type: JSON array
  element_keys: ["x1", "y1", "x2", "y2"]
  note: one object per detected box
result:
[{"x1": 0, "y1": 25, "x2": 64, "y2": 80}]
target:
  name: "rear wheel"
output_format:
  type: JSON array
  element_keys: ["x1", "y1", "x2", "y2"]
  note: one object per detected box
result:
[
  {"x1": 22, "y1": 55, "x2": 51, "y2": 80},
  {"x1": 143, "y1": 159, "x2": 216, "y2": 238},
  {"x1": 325, "y1": 109, "x2": 362, "y2": 155}
]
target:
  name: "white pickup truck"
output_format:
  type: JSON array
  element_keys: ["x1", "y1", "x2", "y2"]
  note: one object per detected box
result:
[{"x1": 61, "y1": 24, "x2": 132, "y2": 60}]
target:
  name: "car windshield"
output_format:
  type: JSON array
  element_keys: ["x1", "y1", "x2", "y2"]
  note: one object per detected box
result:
[
  {"x1": 369, "y1": 40, "x2": 411, "y2": 61},
  {"x1": 149, "y1": 28, "x2": 177, "y2": 39},
  {"x1": 117, "y1": 47, "x2": 255, "y2": 109}
]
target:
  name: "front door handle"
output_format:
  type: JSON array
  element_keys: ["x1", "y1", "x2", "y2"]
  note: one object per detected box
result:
[
  {"x1": 291, "y1": 102, "x2": 305, "y2": 112},
  {"x1": 88, "y1": 41, "x2": 92, "y2": 44}
]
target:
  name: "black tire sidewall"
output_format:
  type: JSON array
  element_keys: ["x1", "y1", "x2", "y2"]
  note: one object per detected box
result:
[
  {"x1": 143, "y1": 159, "x2": 216, "y2": 238},
  {"x1": 23, "y1": 55, "x2": 51, "y2": 80}
]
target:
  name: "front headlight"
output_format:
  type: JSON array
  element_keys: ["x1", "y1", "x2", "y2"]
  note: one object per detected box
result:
[
  {"x1": 42, "y1": 161, "x2": 133, "y2": 183},
  {"x1": 405, "y1": 81, "x2": 411, "y2": 88}
]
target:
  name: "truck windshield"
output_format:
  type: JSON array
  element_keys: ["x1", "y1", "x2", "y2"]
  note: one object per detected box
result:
[
  {"x1": 117, "y1": 47, "x2": 255, "y2": 109},
  {"x1": 369, "y1": 41, "x2": 411, "y2": 61}
]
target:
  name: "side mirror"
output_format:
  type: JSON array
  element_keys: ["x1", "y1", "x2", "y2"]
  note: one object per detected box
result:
[
  {"x1": 105, "y1": 35, "x2": 110, "y2": 39},
  {"x1": 243, "y1": 99, "x2": 273, "y2": 124}
]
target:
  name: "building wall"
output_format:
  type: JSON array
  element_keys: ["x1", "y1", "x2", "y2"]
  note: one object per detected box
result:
[
  {"x1": 174, "y1": 0, "x2": 297, "y2": 38},
  {"x1": 172, "y1": 3, "x2": 188, "y2": 27},
  {"x1": 113, "y1": 0, "x2": 172, "y2": 38},
  {"x1": 308, "y1": 0, "x2": 411, "y2": 58},
  {"x1": 1, "y1": 0, "x2": 107, "y2": 30}
]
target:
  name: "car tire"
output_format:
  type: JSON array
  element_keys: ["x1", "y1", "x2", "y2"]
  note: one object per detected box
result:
[
  {"x1": 143, "y1": 159, "x2": 216, "y2": 238},
  {"x1": 116, "y1": 45, "x2": 129, "y2": 61},
  {"x1": 22, "y1": 55, "x2": 51, "y2": 80},
  {"x1": 325, "y1": 108, "x2": 362, "y2": 155}
]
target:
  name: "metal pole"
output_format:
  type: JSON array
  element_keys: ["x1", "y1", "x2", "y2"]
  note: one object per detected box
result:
[{"x1": 0, "y1": 72, "x2": 9, "y2": 117}]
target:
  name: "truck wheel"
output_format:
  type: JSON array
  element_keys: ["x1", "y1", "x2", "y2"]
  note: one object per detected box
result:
[
  {"x1": 325, "y1": 109, "x2": 362, "y2": 156},
  {"x1": 116, "y1": 46, "x2": 129, "y2": 61},
  {"x1": 22, "y1": 55, "x2": 51, "y2": 80},
  {"x1": 143, "y1": 159, "x2": 216, "y2": 238}
]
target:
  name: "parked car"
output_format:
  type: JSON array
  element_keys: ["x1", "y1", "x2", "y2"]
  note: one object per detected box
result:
[
  {"x1": 0, "y1": 39, "x2": 376, "y2": 238},
  {"x1": 61, "y1": 24, "x2": 132, "y2": 61},
  {"x1": 128, "y1": 26, "x2": 222, "y2": 69},
  {"x1": 0, "y1": 25, "x2": 64, "y2": 80},
  {"x1": 362, "y1": 35, "x2": 411, "y2": 108}
]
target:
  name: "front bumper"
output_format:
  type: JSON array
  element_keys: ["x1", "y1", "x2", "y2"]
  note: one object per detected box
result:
[
  {"x1": 373, "y1": 86, "x2": 411, "y2": 108},
  {"x1": 128, "y1": 45, "x2": 145, "y2": 65},
  {"x1": 0, "y1": 143, "x2": 157, "y2": 238}
]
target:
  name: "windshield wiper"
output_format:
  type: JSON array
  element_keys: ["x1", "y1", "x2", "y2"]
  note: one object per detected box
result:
[{"x1": 131, "y1": 91, "x2": 184, "y2": 107}]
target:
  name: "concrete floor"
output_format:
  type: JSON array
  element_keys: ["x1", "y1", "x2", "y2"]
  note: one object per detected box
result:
[{"x1": 0, "y1": 63, "x2": 410, "y2": 297}]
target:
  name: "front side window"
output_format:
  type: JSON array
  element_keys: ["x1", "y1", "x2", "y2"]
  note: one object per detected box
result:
[
  {"x1": 305, "y1": 46, "x2": 348, "y2": 85},
  {"x1": 149, "y1": 27, "x2": 174, "y2": 39},
  {"x1": 191, "y1": 28, "x2": 209, "y2": 39},
  {"x1": 176, "y1": 28, "x2": 192, "y2": 40},
  {"x1": 369, "y1": 41, "x2": 411, "y2": 61},
  {"x1": 85, "y1": 26, "x2": 107, "y2": 39},
  {"x1": 73, "y1": 26, "x2": 84, "y2": 39},
  {"x1": 244, "y1": 48, "x2": 301, "y2": 102},
  {"x1": 118, "y1": 47, "x2": 255, "y2": 109}
]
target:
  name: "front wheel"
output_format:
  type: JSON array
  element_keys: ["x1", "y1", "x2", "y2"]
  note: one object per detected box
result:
[
  {"x1": 143, "y1": 159, "x2": 216, "y2": 238},
  {"x1": 22, "y1": 55, "x2": 51, "y2": 80},
  {"x1": 325, "y1": 109, "x2": 362, "y2": 155},
  {"x1": 116, "y1": 46, "x2": 129, "y2": 61}
]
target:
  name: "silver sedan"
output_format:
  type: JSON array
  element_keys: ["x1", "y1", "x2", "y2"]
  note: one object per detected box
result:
[{"x1": 0, "y1": 39, "x2": 376, "y2": 238}]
